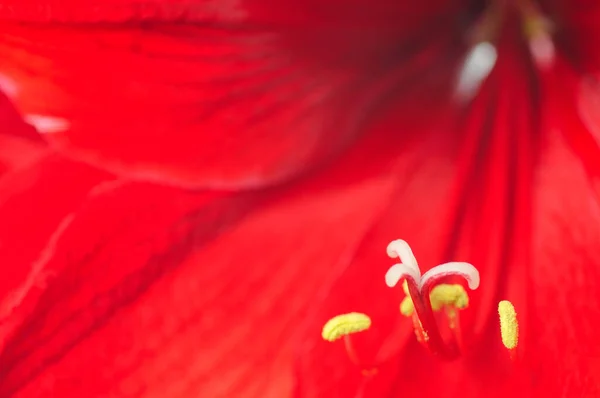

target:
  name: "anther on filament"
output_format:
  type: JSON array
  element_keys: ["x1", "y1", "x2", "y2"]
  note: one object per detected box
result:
[
  {"x1": 399, "y1": 281, "x2": 469, "y2": 317},
  {"x1": 322, "y1": 312, "x2": 372, "y2": 342},
  {"x1": 498, "y1": 300, "x2": 519, "y2": 350}
]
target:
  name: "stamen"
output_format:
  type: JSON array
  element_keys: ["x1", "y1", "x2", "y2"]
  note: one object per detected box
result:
[
  {"x1": 429, "y1": 284, "x2": 469, "y2": 311},
  {"x1": 498, "y1": 300, "x2": 519, "y2": 350},
  {"x1": 398, "y1": 282, "x2": 469, "y2": 316},
  {"x1": 321, "y1": 312, "x2": 372, "y2": 342},
  {"x1": 420, "y1": 262, "x2": 480, "y2": 291},
  {"x1": 386, "y1": 239, "x2": 421, "y2": 274}
]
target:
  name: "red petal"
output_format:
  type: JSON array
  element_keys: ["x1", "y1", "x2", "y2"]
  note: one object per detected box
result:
[
  {"x1": 529, "y1": 136, "x2": 600, "y2": 396},
  {"x1": 552, "y1": 1, "x2": 600, "y2": 72},
  {"x1": 0, "y1": 123, "x2": 415, "y2": 396},
  {"x1": 530, "y1": 57, "x2": 600, "y2": 395},
  {"x1": 0, "y1": 0, "x2": 469, "y2": 188},
  {"x1": 295, "y1": 35, "x2": 536, "y2": 397},
  {"x1": 0, "y1": 90, "x2": 45, "y2": 177},
  {"x1": 0, "y1": 156, "x2": 112, "y2": 347},
  {"x1": 0, "y1": 134, "x2": 45, "y2": 179}
]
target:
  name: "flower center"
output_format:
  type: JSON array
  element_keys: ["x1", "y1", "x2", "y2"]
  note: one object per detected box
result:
[
  {"x1": 457, "y1": 0, "x2": 554, "y2": 99},
  {"x1": 474, "y1": 0, "x2": 554, "y2": 65},
  {"x1": 321, "y1": 240, "x2": 520, "y2": 373}
]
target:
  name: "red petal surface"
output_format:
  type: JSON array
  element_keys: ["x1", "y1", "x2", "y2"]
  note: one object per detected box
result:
[
  {"x1": 0, "y1": 114, "x2": 431, "y2": 397},
  {"x1": 0, "y1": 0, "x2": 468, "y2": 188},
  {"x1": 530, "y1": 58, "x2": 600, "y2": 396},
  {"x1": 0, "y1": 90, "x2": 45, "y2": 177},
  {"x1": 295, "y1": 32, "x2": 537, "y2": 397},
  {"x1": 0, "y1": 133, "x2": 45, "y2": 180},
  {"x1": 0, "y1": 156, "x2": 112, "y2": 349},
  {"x1": 530, "y1": 129, "x2": 600, "y2": 397},
  {"x1": 552, "y1": 0, "x2": 600, "y2": 73}
]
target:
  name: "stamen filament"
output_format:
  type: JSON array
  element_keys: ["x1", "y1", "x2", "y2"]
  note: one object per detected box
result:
[
  {"x1": 405, "y1": 278, "x2": 461, "y2": 359},
  {"x1": 343, "y1": 334, "x2": 362, "y2": 366}
]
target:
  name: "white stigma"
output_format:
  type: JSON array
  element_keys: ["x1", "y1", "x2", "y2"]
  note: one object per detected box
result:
[
  {"x1": 385, "y1": 239, "x2": 422, "y2": 287},
  {"x1": 420, "y1": 261, "x2": 480, "y2": 290},
  {"x1": 385, "y1": 240, "x2": 480, "y2": 293}
]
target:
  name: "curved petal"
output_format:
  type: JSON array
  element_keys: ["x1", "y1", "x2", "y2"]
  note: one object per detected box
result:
[
  {"x1": 0, "y1": 122, "x2": 414, "y2": 397},
  {"x1": 0, "y1": 156, "x2": 112, "y2": 341},
  {"x1": 529, "y1": 119, "x2": 600, "y2": 396},
  {"x1": 530, "y1": 54, "x2": 600, "y2": 396},
  {"x1": 0, "y1": 0, "x2": 470, "y2": 188}
]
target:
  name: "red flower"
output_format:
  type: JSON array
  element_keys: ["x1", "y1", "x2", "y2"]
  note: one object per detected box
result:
[{"x1": 1, "y1": 0, "x2": 600, "y2": 397}]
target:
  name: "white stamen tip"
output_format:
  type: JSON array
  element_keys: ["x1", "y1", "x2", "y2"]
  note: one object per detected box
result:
[
  {"x1": 24, "y1": 114, "x2": 70, "y2": 134},
  {"x1": 420, "y1": 261, "x2": 480, "y2": 291},
  {"x1": 455, "y1": 41, "x2": 497, "y2": 101},
  {"x1": 386, "y1": 239, "x2": 420, "y2": 273},
  {"x1": 385, "y1": 263, "x2": 421, "y2": 288}
]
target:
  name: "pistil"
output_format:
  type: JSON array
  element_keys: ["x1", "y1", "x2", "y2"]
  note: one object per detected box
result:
[{"x1": 385, "y1": 240, "x2": 480, "y2": 360}]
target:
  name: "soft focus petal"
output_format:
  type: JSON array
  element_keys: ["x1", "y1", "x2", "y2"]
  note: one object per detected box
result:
[
  {"x1": 0, "y1": 0, "x2": 470, "y2": 188},
  {"x1": 0, "y1": 90, "x2": 40, "y2": 142},
  {"x1": 0, "y1": 133, "x2": 45, "y2": 180},
  {"x1": 551, "y1": 0, "x2": 600, "y2": 73},
  {"x1": 0, "y1": 90, "x2": 45, "y2": 177},
  {"x1": 530, "y1": 125, "x2": 600, "y2": 396},
  {"x1": 0, "y1": 121, "x2": 423, "y2": 397},
  {"x1": 0, "y1": 156, "x2": 112, "y2": 348},
  {"x1": 530, "y1": 57, "x2": 600, "y2": 395}
]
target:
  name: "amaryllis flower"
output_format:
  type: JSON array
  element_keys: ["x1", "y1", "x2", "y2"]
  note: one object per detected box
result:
[{"x1": 0, "y1": 0, "x2": 600, "y2": 397}]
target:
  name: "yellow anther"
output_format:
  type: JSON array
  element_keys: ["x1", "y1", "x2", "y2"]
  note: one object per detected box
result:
[
  {"x1": 321, "y1": 312, "x2": 372, "y2": 342},
  {"x1": 400, "y1": 296, "x2": 415, "y2": 316},
  {"x1": 398, "y1": 283, "x2": 469, "y2": 317},
  {"x1": 498, "y1": 300, "x2": 519, "y2": 350},
  {"x1": 430, "y1": 284, "x2": 469, "y2": 311}
]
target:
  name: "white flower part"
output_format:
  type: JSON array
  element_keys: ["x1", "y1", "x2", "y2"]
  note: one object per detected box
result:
[
  {"x1": 24, "y1": 114, "x2": 70, "y2": 134},
  {"x1": 455, "y1": 41, "x2": 497, "y2": 102},
  {"x1": 385, "y1": 263, "x2": 421, "y2": 288},
  {"x1": 386, "y1": 239, "x2": 420, "y2": 274},
  {"x1": 419, "y1": 261, "x2": 480, "y2": 291}
]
